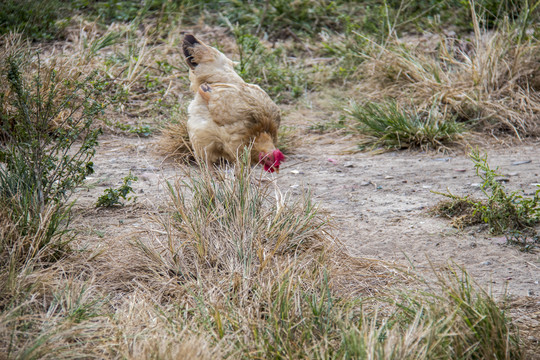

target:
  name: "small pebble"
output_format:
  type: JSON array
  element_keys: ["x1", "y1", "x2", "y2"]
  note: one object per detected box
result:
[
  {"x1": 327, "y1": 158, "x2": 337, "y2": 164},
  {"x1": 481, "y1": 261, "x2": 492, "y2": 265},
  {"x1": 290, "y1": 170, "x2": 300, "y2": 174},
  {"x1": 360, "y1": 181, "x2": 371, "y2": 186},
  {"x1": 511, "y1": 160, "x2": 532, "y2": 165},
  {"x1": 495, "y1": 178, "x2": 510, "y2": 183},
  {"x1": 290, "y1": 184, "x2": 299, "y2": 189},
  {"x1": 384, "y1": 175, "x2": 394, "y2": 179},
  {"x1": 344, "y1": 162, "x2": 354, "y2": 168},
  {"x1": 433, "y1": 158, "x2": 451, "y2": 162},
  {"x1": 454, "y1": 169, "x2": 466, "y2": 172}
]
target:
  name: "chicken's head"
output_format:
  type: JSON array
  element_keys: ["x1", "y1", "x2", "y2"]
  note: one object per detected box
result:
[
  {"x1": 182, "y1": 34, "x2": 239, "y2": 87},
  {"x1": 259, "y1": 149, "x2": 285, "y2": 173}
]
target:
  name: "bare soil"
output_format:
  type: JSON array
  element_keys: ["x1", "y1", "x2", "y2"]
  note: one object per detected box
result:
[{"x1": 72, "y1": 97, "x2": 540, "y2": 351}]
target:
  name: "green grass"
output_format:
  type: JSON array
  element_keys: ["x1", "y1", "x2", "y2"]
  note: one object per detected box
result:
[
  {"x1": 0, "y1": 0, "x2": 70, "y2": 41},
  {"x1": 347, "y1": 100, "x2": 465, "y2": 150}
]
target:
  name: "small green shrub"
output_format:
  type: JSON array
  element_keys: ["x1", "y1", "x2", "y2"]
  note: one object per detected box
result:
[
  {"x1": 0, "y1": 54, "x2": 104, "y2": 289},
  {"x1": 96, "y1": 172, "x2": 138, "y2": 207},
  {"x1": 435, "y1": 149, "x2": 540, "y2": 236},
  {"x1": 347, "y1": 100, "x2": 465, "y2": 150},
  {"x1": 469, "y1": 150, "x2": 540, "y2": 234},
  {"x1": 0, "y1": 55, "x2": 103, "y2": 237}
]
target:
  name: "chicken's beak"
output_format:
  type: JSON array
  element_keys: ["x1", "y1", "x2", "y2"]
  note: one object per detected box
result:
[{"x1": 274, "y1": 168, "x2": 279, "y2": 174}]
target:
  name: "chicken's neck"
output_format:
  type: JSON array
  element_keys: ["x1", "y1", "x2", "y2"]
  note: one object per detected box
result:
[{"x1": 190, "y1": 71, "x2": 244, "y2": 92}]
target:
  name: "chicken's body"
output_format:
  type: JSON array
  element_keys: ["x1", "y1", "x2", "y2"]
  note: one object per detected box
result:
[{"x1": 182, "y1": 34, "x2": 284, "y2": 172}]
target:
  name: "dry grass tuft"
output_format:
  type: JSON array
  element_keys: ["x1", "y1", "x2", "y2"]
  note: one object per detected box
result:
[
  {"x1": 431, "y1": 198, "x2": 483, "y2": 229},
  {"x1": 158, "y1": 109, "x2": 194, "y2": 162}
]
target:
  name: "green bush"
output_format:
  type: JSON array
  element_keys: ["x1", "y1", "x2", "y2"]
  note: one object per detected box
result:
[
  {"x1": 0, "y1": 55, "x2": 104, "y2": 258},
  {"x1": 467, "y1": 150, "x2": 540, "y2": 234}
]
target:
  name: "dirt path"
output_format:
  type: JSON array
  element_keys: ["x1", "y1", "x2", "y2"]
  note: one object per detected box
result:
[
  {"x1": 74, "y1": 130, "x2": 540, "y2": 299},
  {"x1": 69, "y1": 118, "x2": 540, "y2": 352}
]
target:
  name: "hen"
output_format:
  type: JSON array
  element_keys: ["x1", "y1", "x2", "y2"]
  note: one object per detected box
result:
[{"x1": 182, "y1": 34, "x2": 284, "y2": 173}]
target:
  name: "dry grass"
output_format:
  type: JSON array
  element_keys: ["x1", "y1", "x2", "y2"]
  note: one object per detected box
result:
[
  {"x1": 354, "y1": 26, "x2": 540, "y2": 138},
  {"x1": 1, "y1": 4, "x2": 536, "y2": 358},
  {"x1": 157, "y1": 107, "x2": 194, "y2": 162},
  {"x1": 431, "y1": 198, "x2": 484, "y2": 230},
  {"x1": 1, "y1": 154, "x2": 524, "y2": 359}
]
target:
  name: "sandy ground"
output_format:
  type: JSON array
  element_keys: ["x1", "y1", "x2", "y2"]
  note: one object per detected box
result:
[
  {"x1": 71, "y1": 101, "x2": 540, "y2": 353},
  {"x1": 75, "y1": 129, "x2": 540, "y2": 296}
]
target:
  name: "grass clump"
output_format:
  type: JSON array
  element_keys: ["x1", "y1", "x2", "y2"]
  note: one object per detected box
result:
[
  {"x1": 347, "y1": 100, "x2": 464, "y2": 151},
  {"x1": 127, "y1": 152, "x2": 521, "y2": 359},
  {"x1": 435, "y1": 149, "x2": 540, "y2": 236},
  {"x1": 379, "y1": 265, "x2": 522, "y2": 360}
]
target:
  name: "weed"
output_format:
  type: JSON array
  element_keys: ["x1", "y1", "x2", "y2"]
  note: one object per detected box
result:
[
  {"x1": 347, "y1": 100, "x2": 464, "y2": 151},
  {"x1": 96, "y1": 172, "x2": 138, "y2": 207},
  {"x1": 435, "y1": 149, "x2": 540, "y2": 235}
]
